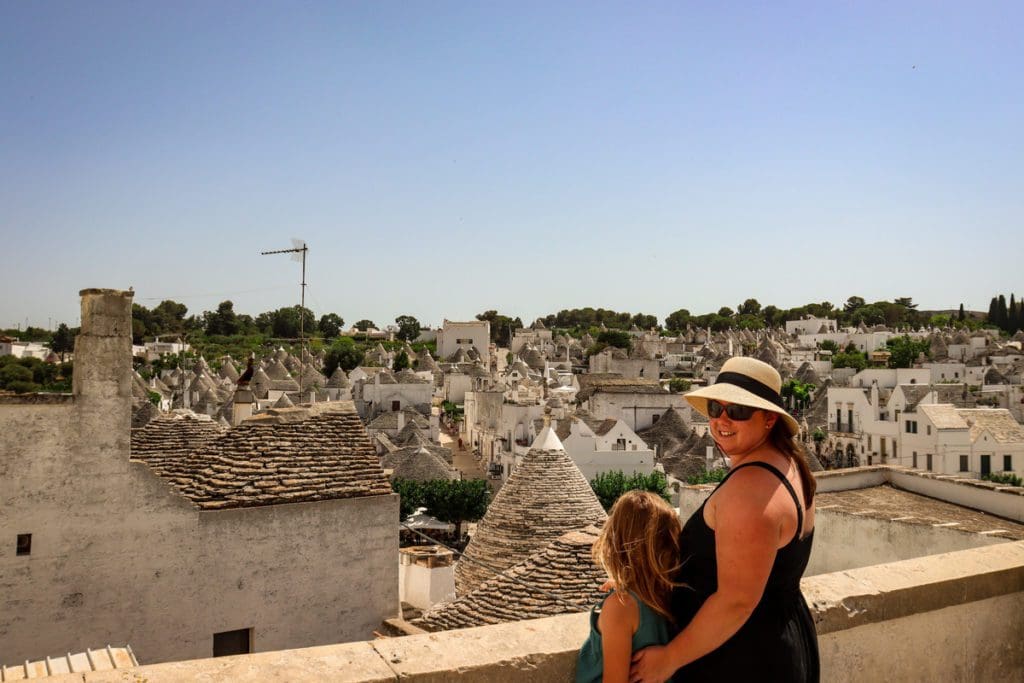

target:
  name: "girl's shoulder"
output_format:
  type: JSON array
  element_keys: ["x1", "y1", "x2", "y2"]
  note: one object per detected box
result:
[{"x1": 596, "y1": 589, "x2": 640, "y2": 632}]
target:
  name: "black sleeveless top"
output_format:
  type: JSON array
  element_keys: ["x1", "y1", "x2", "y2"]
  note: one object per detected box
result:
[{"x1": 670, "y1": 461, "x2": 820, "y2": 682}]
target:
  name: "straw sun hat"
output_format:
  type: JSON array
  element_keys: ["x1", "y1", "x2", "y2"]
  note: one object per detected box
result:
[{"x1": 685, "y1": 357, "x2": 800, "y2": 437}]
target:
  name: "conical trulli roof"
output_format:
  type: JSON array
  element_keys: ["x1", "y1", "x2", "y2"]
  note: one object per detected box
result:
[{"x1": 454, "y1": 426, "x2": 606, "y2": 595}]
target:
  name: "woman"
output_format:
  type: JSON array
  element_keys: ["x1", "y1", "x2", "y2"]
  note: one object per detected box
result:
[{"x1": 630, "y1": 356, "x2": 819, "y2": 682}]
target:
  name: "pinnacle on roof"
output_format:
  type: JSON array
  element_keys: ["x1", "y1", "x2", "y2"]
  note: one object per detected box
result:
[{"x1": 454, "y1": 424, "x2": 606, "y2": 595}]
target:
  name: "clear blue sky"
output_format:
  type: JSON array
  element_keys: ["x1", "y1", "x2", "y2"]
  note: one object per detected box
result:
[{"x1": 2, "y1": 1, "x2": 1021, "y2": 330}]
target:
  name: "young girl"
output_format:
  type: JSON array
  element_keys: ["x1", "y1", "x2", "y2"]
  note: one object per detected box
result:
[{"x1": 576, "y1": 490, "x2": 687, "y2": 683}]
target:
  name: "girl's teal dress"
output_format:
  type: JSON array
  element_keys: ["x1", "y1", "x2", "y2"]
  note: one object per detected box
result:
[{"x1": 575, "y1": 590, "x2": 673, "y2": 683}]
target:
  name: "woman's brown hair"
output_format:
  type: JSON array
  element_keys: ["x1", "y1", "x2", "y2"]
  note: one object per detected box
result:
[
  {"x1": 768, "y1": 421, "x2": 817, "y2": 504},
  {"x1": 591, "y1": 490, "x2": 681, "y2": 622}
]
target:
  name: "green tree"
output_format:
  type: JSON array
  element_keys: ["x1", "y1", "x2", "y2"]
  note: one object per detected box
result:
[
  {"x1": 476, "y1": 310, "x2": 524, "y2": 347},
  {"x1": 782, "y1": 379, "x2": 815, "y2": 411},
  {"x1": 354, "y1": 319, "x2": 376, "y2": 332},
  {"x1": 419, "y1": 479, "x2": 491, "y2": 539},
  {"x1": 818, "y1": 339, "x2": 840, "y2": 354},
  {"x1": 664, "y1": 308, "x2": 691, "y2": 331},
  {"x1": 51, "y1": 323, "x2": 75, "y2": 361},
  {"x1": 844, "y1": 296, "x2": 866, "y2": 312},
  {"x1": 717, "y1": 307, "x2": 734, "y2": 318},
  {"x1": 833, "y1": 351, "x2": 867, "y2": 371},
  {"x1": 393, "y1": 350, "x2": 411, "y2": 372},
  {"x1": 391, "y1": 478, "x2": 425, "y2": 520},
  {"x1": 318, "y1": 313, "x2": 344, "y2": 338},
  {"x1": 958, "y1": 304, "x2": 966, "y2": 322},
  {"x1": 0, "y1": 362, "x2": 35, "y2": 391},
  {"x1": 151, "y1": 300, "x2": 188, "y2": 333},
  {"x1": 204, "y1": 300, "x2": 240, "y2": 336},
  {"x1": 395, "y1": 315, "x2": 421, "y2": 342},
  {"x1": 630, "y1": 313, "x2": 659, "y2": 330},
  {"x1": 323, "y1": 337, "x2": 365, "y2": 375},
  {"x1": 886, "y1": 335, "x2": 931, "y2": 368},
  {"x1": 668, "y1": 378, "x2": 692, "y2": 393},
  {"x1": 738, "y1": 298, "x2": 762, "y2": 316},
  {"x1": 686, "y1": 468, "x2": 728, "y2": 485},
  {"x1": 596, "y1": 329, "x2": 632, "y2": 351},
  {"x1": 589, "y1": 470, "x2": 671, "y2": 511}
]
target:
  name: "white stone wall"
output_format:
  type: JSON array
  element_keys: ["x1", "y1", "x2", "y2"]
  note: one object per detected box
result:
[
  {"x1": 0, "y1": 291, "x2": 398, "y2": 665},
  {"x1": 587, "y1": 392, "x2": 688, "y2": 432},
  {"x1": 436, "y1": 321, "x2": 490, "y2": 367}
]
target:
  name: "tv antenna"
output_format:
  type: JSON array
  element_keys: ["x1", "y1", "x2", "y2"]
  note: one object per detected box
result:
[{"x1": 261, "y1": 239, "x2": 309, "y2": 400}]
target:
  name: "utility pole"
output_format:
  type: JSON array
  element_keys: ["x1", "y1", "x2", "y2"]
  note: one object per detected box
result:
[{"x1": 261, "y1": 240, "x2": 309, "y2": 401}]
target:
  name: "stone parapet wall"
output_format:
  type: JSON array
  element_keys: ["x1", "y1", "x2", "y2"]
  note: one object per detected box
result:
[{"x1": 46, "y1": 541, "x2": 1024, "y2": 682}]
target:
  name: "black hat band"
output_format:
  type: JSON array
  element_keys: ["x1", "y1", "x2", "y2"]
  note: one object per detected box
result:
[{"x1": 714, "y1": 371, "x2": 785, "y2": 408}]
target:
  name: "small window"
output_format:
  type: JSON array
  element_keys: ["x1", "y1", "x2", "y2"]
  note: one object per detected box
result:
[
  {"x1": 1005, "y1": 455, "x2": 1013, "y2": 471},
  {"x1": 926, "y1": 453, "x2": 933, "y2": 471},
  {"x1": 16, "y1": 534, "x2": 32, "y2": 556},
  {"x1": 927, "y1": 425, "x2": 932, "y2": 436},
  {"x1": 651, "y1": 413, "x2": 660, "y2": 424},
  {"x1": 912, "y1": 452, "x2": 918, "y2": 468},
  {"x1": 213, "y1": 628, "x2": 252, "y2": 657},
  {"x1": 391, "y1": 400, "x2": 400, "y2": 412},
  {"x1": 959, "y1": 455, "x2": 969, "y2": 472}
]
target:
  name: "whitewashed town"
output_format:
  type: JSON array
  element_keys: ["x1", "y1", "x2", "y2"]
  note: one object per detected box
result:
[{"x1": 1, "y1": 288, "x2": 1023, "y2": 680}]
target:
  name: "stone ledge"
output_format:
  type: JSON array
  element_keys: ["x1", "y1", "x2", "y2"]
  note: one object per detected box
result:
[
  {"x1": 803, "y1": 540, "x2": 1024, "y2": 634},
  {"x1": 49, "y1": 542, "x2": 1024, "y2": 682}
]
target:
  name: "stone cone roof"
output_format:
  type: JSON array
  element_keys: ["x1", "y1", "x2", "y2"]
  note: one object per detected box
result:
[
  {"x1": 327, "y1": 367, "x2": 350, "y2": 388},
  {"x1": 416, "y1": 525, "x2": 604, "y2": 632},
  {"x1": 219, "y1": 360, "x2": 240, "y2": 382},
  {"x1": 383, "y1": 446, "x2": 457, "y2": 482},
  {"x1": 455, "y1": 426, "x2": 607, "y2": 595},
  {"x1": 265, "y1": 359, "x2": 292, "y2": 381},
  {"x1": 273, "y1": 393, "x2": 295, "y2": 408},
  {"x1": 250, "y1": 368, "x2": 272, "y2": 399},
  {"x1": 794, "y1": 362, "x2": 821, "y2": 386}
]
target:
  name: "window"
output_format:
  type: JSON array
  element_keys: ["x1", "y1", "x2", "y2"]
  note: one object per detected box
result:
[
  {"x1": 912, "y1": 452, "x2": 918, "y2": 468},
  {"x1": 926, "y1": 454, "x2": 933, "y2": 471},
  {"x1": 1005, "y1": 455, "x2": 1013, "y2": 471},
  {"x1": 867, "y1": 435, "x2": 872, "y2": 449},
  {"x1": 456, "y1": 338, "x2": 473, "y2": 344},
  {"x1": 391, "y1": 400, "x2": 401, "y2": 412},
  {"x1": 927, "y1": 425, "x2": 931, "y2": 436},
  {"x1": 214, "y1": 629, "x2": 252, "y2": 657},
  {"x1": 959, "y1": 455, "x2": 969, "y2": 472},
  {"x1": 614, "y1": 438, "x2": 626, "y2": 451},
  {"x1": 16, "y1": 534, "x2": 31, "y2": 556},
  {"x1": 651, "y1": 414, "x2": 660, "y2": 424}
]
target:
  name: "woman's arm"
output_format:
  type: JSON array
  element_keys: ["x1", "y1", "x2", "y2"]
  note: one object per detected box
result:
[
  {"x1": 597, "y1": 591, "x2": 639, "y2": 683},
  {"x1": 631, "y1": 470, "x2": 782, "y2": 682}
]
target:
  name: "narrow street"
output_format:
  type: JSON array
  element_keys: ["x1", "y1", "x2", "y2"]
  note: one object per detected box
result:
[{"x1": 438, "y1": 426, "x2": 504, "y2": 495}]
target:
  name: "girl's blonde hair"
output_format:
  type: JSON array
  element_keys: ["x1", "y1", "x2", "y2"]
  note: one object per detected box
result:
[{"x1": 591, "y1": 490, "x2": 682, "y2": 622}]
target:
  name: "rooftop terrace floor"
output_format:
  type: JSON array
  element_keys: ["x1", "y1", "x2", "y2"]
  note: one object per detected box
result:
[{"x1": 816, "y1": 484, "x2": 1024, "y2": 540}]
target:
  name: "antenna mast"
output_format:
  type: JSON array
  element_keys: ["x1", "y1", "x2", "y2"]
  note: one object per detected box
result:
[{"x1": 261, "y1": 239, "x2": 309, "y2": 400}]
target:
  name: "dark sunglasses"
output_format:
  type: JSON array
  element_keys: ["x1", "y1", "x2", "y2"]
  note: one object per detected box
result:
[{"x1": 707, "y1": 400, "x2": 757, "y2": 421}]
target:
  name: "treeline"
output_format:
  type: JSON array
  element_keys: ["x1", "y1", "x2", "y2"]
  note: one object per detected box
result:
[
  {"x1": 530, "y1": 295, "x2": 1006, "y2": 334},
  {"x1": 987, "y1": 294, "x2": 1023, "y2": 335},
  {"x1": 131, "y1": 300, "x2": 425, "y2": 345}
]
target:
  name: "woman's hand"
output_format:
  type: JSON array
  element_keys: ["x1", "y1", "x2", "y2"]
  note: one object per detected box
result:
[{"x1": 630, "y1": 645, "x2": 676, "y2": 683}]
